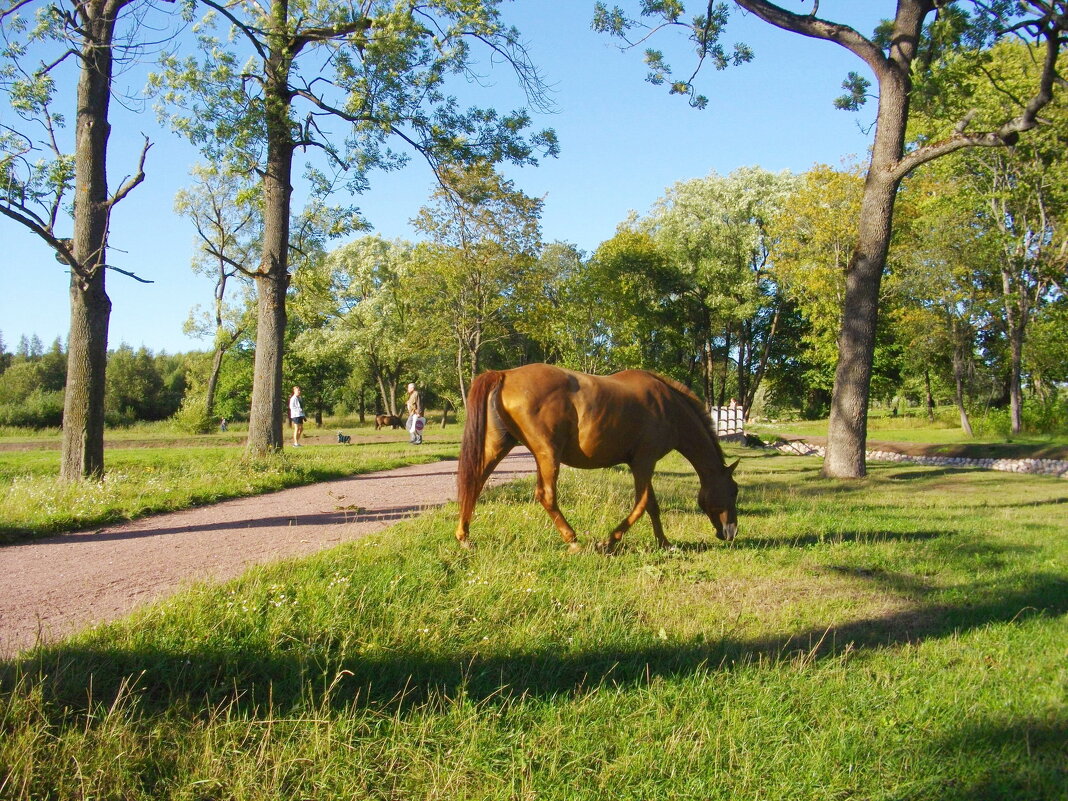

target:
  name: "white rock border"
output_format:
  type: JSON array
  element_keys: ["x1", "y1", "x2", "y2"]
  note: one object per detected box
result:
[{"x1": 767, "y1": 439, "x2": 1068, "y2": 479}]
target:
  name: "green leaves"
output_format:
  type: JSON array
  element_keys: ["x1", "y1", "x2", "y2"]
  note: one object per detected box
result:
[
  {"x1": 834, "y1": 71, "x2": 871, "y2": 112},
  {"x1": 594, "y1": 1, "x2": 749, "y2": 110}
]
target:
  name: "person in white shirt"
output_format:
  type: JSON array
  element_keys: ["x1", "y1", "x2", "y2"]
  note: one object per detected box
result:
[{"x1": 289, "y1": 386, "x2": 306, "y2": 447}]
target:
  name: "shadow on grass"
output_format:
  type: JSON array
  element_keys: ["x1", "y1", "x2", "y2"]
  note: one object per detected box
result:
[
  {"x1": 929, "y1": 716, "x2": 1068, "y2": 801},
  {"x1": 879, "y1": 467, "x2": 978, "y2": 480},
  {"x1": 7, "y1": 569, "x2": 1065, "y2": 723}
]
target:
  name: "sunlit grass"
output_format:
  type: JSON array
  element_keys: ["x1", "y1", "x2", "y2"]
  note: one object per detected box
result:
[
  {"x1": 0, "y1": 435, "x2": 461, "y2": 541},
  {"x1": 2, "y1": 451, "x2": 1065, "y2": 799},
  {"x1": 0, "y1": 413, "x2": 441, "y2": 446},
  {"x1": 750, "y1": 410, "x2": 1068, "y2": 451}
]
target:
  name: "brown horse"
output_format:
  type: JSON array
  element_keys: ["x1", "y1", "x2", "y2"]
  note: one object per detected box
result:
[
  {"x1": 456, "y1": 363, "x2": 739, "y2": 553},
  {"x1": 375, "y1": 414, "x2": 404, "y2": 430}
]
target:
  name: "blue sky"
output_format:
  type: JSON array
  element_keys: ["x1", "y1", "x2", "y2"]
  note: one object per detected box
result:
[{"x1": 2, "y1": 3, "x2": 886, "y2": 354}]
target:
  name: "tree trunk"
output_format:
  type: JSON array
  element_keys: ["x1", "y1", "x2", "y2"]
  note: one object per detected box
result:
[
  {"x1": 823, "y1": 175, "x2": 897, "y2": 478},
  {"x1": 457, "y1": 345, "x2": 468, "y2": 408},
  {"x1": 736, "y1": 321, "x2": 750, "y2": 406},
  {"x1": 247, "y1": 270, "x2": 288, "y2": 454},
  {"x1": 60, "y1": 4, "x2": 121, "y2": 481},
  {"x1": 1002, "y1": 267, "x2": 1026, "y2": 435},
  {"x1": 743, "y1": 305, "x2": 780, "y2": 415},
  {"x1": 245, "y1": 38, "x2": 294, "y2": 456},
  {"x1": 62, "y1": 271, "x2": 111, "y2": 480},
  {"x1": 823, "y1": 48, "x2": 912, "y2": 478},
  {"x1": 205, "y1": 344, "x2": 225, "y2": 418},
  {"x1": 953, "y1": 348, "x2": 973, "y2": 437},
  {"x1": 924, "y1": 368, "x2": 935, "y2": 420},
  {"x1": 375, "y1": 373, "x2": 388, "y2": 413},
  {"x1": 386, "y1": 377, "x2": 399, "y2": 416},
  {"x1": 717, "y1": 328, "x2": 731, "y2": 407},
  {"x1": 702, "y1": 341, "x2": 715, "y2": 412}
]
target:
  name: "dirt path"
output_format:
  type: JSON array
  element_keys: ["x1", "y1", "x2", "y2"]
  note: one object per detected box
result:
[{"x1": 0, "y1": 449, "x2": 537, "y2": 659}]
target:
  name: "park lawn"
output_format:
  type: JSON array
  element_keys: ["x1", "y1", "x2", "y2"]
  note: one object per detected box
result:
[
  {"x1": 750, "y1": 414, "x2": 1068, "y2": 458},
  {"x1": 1, "y1": 450, "x2": 1065, "y2": 800},
  {"x1": 0, "y1": 433, "x2": 462, "y2": 541}
]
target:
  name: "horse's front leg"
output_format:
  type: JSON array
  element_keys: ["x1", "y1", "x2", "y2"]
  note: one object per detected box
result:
[
  {"x1": 599, "y1": 465, "x2": 666, "y2": 554},
  {"x1": 532, "y1": 453, "x2": 581, "y2": 554}
]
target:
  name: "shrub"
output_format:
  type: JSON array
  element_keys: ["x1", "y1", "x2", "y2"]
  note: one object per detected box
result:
[
  {"x1": 172, "y1": 393, "x2": 215, "y2": 434},
  {"x1": 0, "y1": 389, "x2": 65, "y2": 428}
]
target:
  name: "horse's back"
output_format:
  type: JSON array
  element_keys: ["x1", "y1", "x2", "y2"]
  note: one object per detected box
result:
[{"x1": 496, "y1": 364, "x2": 676, "y2": 467}]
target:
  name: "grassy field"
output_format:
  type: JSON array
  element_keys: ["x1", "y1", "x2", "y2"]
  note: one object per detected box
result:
[
  {"x1": 1, "y1": 448, "x2": 1065, "y2": 799},
  {"x1": 750, "y1": 412, "x2": 1068, "y2": 459},
  {"x1": 0, "y1": 423, "x2": 462, "y2": 541}
]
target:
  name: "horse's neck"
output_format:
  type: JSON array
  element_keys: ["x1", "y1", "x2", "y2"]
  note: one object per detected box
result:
[{"x1": 675, "y1": 419, "x2": 725, "y2": 484}]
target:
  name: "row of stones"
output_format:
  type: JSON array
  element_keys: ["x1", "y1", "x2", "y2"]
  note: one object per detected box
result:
[{"x1": 769, "y1": 440, "x2": 1068, "y2": 479}]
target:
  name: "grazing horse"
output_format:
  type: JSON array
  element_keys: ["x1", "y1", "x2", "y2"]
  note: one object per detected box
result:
[
  {"x1": 375, "y1": 414, "x2": 404, "y2": 430},
  {"x1": 456, "y1": 363, "x2": 739, "y2": 553}
]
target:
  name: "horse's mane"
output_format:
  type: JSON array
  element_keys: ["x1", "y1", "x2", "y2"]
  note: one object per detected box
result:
[{"x1": 646, "y1": 371, "x2": 727, "y2": 466}]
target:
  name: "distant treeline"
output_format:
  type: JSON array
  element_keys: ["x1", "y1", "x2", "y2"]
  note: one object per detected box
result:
[{"x1": 0, "y1": 334, "x2": 187, "y2": 428}]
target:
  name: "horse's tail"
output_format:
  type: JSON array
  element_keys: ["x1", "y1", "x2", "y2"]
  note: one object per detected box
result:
[{"x1": 457, "y1": 370, "x2": 505, "y2": 520}]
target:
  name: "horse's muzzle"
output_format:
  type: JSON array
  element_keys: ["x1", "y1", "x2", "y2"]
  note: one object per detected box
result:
[{"x1": 717, "y1": 522, "x2": 738, "y2": 542}]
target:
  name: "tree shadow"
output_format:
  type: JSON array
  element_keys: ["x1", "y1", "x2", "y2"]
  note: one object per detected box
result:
[
  {"x1": 4, "y1": 506, "x2": 433, "y2": 546},
  {"x1": 879, "y1": 467, "x2": 978, "y2": 481},
  {"x1": 7, "y1": 566, "x2": 1065, "y2": 727},
  {"x1": 923, "y1": 716, "x2": 1068, "y2": 800}
]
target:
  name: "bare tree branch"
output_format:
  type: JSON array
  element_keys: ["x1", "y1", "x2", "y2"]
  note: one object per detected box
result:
[
  {"x1": 106, "y1": 263, "x2": 153, "y2": 283},
  {"x1": 107, "y1": 135, "x2": 151, "y2": 207}
]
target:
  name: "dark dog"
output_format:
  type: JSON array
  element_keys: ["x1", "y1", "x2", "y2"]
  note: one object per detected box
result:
[
  {"x1": 374, "y1": 414, "x2": 404, "y2": 430},
  {"x1": 337, "y1": 431, "x2": 351, "y2": 444}
]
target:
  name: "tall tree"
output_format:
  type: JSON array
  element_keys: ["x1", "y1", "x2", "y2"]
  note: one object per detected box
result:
[
  {"x1": 527, "y1": 242, "x2": 617, "y2": 375},
  {"x1": 914, "y1": 43, "x2": 1068, "y2": 434},
  {"x1": 645, "y1": 167, "x2": 797, "y2": 413},
  {"x1": 174, "y1": 164, "x2": 259, "y2": 420},
  {"x1": 412, "y1": 163, "x2": 544, "y2": 404},
  {"x1": 889, "y1": 171, "x2": 1001, "y2": 435},
  {"x1": 154, "y1": 0, "x2": 557, "y2": 455},
  {"x1": 586, "y1": 227, "x2": 688, "y2": 377},
  {"x1": 1, "y1": 0, "x2": 160, "y2": 478},
  {"x1": 596, "y1": 1, "x2": 1067, "y2": 476},
  {"x1": 768, "y1": 164, "x2": 865, "y2": 395},
  {"x1": 301, "y1": 235, "x2": 420, "y2": 417}
]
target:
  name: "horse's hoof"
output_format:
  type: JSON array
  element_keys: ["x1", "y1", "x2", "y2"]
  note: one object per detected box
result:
[
  {"x1": 457, "y1": 539, "x2": 473, "y2": 550},
  {"x1": 566, "y1": 542, "x2": 582, "y2": 555}
]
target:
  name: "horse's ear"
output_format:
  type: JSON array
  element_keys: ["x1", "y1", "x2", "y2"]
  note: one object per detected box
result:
[{"x1": 727, "y1": 459, "x2": 740, "y2": 475}]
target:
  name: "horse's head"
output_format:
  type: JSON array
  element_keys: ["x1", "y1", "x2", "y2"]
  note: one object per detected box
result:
[{"x1": 699, "y1": 459, "x2": 740, "y2": 542}]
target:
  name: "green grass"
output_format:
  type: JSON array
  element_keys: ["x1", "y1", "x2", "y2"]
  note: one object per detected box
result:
[
  {"x1": 2, "y1": 450, "x2": 1065, "y2": 799},
  {"x1": 750, "y1": 411, "x2": 1068, "y2": 458},
  {"x1": 0, "y1": 432, "x2": 461, "y2": 541},
  {"x1": 0, "y1": 414, "x2": 423, "y2": 446}
]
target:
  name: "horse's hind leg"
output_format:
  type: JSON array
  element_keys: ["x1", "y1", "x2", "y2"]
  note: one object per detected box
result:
[
  {"x1": 530, "y1": 451, "x2": 581, "y2": 554},
  {"x1": 454, "y1": 429, "x2": 515, "y2": 548}
]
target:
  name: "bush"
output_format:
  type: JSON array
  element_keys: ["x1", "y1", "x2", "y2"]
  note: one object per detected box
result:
[
  {"x1": 0, "y1": 390, "x2": 65, "y2": 428},
  {"x1": 968, "y1": 394, "x2": 1068, "y2": 437},
  {"x1": 172, "y1": 393, "x2": 215, "y2": 434},
  {"x1": 1023, "y1": 393, "x2": 1068, "y2": 434}
]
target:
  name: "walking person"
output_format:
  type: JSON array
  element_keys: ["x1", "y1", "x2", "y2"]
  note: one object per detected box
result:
[
  {"x1": 405, "y1": 382, "x2": 424, "y2": 445},
  {"x1": 289, "y1": 386, "x2": 306, "y2": 447}
]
